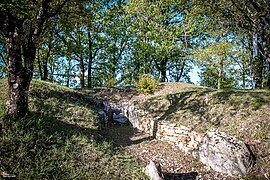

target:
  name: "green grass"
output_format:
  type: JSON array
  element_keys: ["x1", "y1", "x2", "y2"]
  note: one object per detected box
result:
[{"x1": 0, "y1": 79, "x2": 147, "y2": 179}]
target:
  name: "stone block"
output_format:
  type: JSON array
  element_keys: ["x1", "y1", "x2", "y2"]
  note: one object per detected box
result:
[
  {"x1": 179, "y1": 125, "x2": 192, "y2": 131},
  {"x1": 198, "y1": 129, "x2": 254, "y2": 176},
  {"x1": 174, "y1": 128, "x2": 188, "y2": 134}
]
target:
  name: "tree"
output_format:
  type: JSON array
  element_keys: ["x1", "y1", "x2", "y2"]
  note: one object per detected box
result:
[
  {"x1": 193, "y1": 32, "x2": 243, "y2": 89},
  {"x1": 92, "y1": 1, "x2": 130, "y2": 87},
  {"x1": 193, "y1": 0, "x2": 270, "y2": 88},
  {"x1": 0, "y1": 0, "x2": 70, "y2": 117},
  {"x1": 127, "y1": 0, "x2": 194, "y2": 82},
  {"x1": 36, "y1": 19, "x2": 57, "y2": 81}
]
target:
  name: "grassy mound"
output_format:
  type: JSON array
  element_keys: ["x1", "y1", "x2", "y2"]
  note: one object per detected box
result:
[
  {"x1": 140, "y1": 85, "x2": 270, "y2": 177},
  {"x1": 0, "y1": 79, "x2": 146, "y2": 179}
]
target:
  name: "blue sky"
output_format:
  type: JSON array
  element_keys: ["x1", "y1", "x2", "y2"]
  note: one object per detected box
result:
[{"x1": 188, "y1": 65, "x2": 200, "y2": 85}]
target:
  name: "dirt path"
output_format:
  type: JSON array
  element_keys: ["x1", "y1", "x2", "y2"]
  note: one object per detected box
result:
[{"x1": 103, "y1": 124, "x2": 233, "y2": 180}]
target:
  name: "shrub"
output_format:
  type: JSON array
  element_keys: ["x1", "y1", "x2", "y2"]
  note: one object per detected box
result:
[
  {"x1": 105, "y1": 77, "x2": 116, "y2": 88},
  {"x1": 135, "y1": 74, "x2": 158, "y2": 94}
]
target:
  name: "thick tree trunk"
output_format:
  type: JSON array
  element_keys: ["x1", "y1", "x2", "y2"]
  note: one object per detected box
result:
[
  {"x1": 2, "y1": 0, "x2": 67, "y2": 117},
  {"x1": 5, "y1": 26, "x2": 35, "y2": 117}
]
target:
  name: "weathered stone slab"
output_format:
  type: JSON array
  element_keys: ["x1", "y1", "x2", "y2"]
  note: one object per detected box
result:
[{"x1": 198, "y1": 129, "x2": 254, "y2": 176}]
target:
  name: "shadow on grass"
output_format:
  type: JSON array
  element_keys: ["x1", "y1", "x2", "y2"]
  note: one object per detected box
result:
[
  {"x1": 0, "y1": 81, "x2": 147, "y2": 179},
  {"x1": 102, "y1": 123, "x2": 153, "y2": 147},
  {"x1": 141, "y1": 88, "x2": 270, "y2": 128},
  {"x1": 0, "y1": 111, "x2": 102, "y2": 179}
]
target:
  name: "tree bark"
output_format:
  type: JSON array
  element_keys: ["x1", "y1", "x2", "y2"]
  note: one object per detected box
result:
[
  {"x1": 3, "y1": 1, "x2": 56, "y2": 117},
  {"x1": 37, "y1": 48, "x2": 44, "y2": 80},
  {"x1": 87, "y1": 31, "x2": 93, "y2": 89},
  {"x1": 5, "y1": 24, "x2": 34, "y2": 117},
  {"x1": 251, "y1": 32, "x2": 263, "y2": 88},
  {"x1": 79, "y1": 53, "x2": 85, "y2": 88},
  {"x1": 262, "y1": 36, "x2": 270, "y2": 88},
  {"x1": 42, "y1": 42, "x2": 51, "y2": 81},
  {"x1": 78, "y1": 31, "x2": 85, "y2": 88},
  {"x1": 160, "y1": 57, "x2": 167, "y2": 82}
]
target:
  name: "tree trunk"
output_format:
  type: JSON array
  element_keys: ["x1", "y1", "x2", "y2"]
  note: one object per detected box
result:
[
  {"x1": 42, "y1": 35, "x2": 53, "y2": 81},
  {"x1": 176, "y1": 32, "x2": 188, "y2": 82},
  {"x1": 267, "y1": 61, "x2": 270, "y2": 88},
  {"x1": 5, "y1": 26, "x2": 35, "y2": 117},
  {"x1": 160, "y1": 57, "x2": 167, "y2": 82},
  {"x1": 42, "y1": 44, "x2": 51, "y2": 81},
  {"x1": 178, "y1": 60, "x2": 186, "y2": 81},
  {"x1": 79, "y1": 53, "x2": 85, "y2": 88},
  {"x1": 37, "y1": 48, "x2": 44, "y2": 80},
  {"x1": 87, "y1": 31, "x2": 93, "y2": 89},
  {"x1": 251, "y1": 32, "x2": 263, "y2": 88},
  {"x1": 242, "y1": 71, "x2": 246, "y2": 88},
  {"x1": 217, "y1": 58, "x2": 224, "y2": 90},
  {"x1": 66, "y1": 58, "x2": 71, "y2": 87},
  {"x1": 262, "y1": 36, "x2": 270, "y2": 88},
  {"x1": 2, "y1": 0, "x2": 67, "y2": 117},
  {"x1": 78, "y1": 32, "x2": 85, "y2": 88}
]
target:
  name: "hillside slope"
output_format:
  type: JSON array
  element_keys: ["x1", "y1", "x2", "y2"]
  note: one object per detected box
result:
[
  {"x1": 140, "y1": 84, "x2": 270, "y2": 177},
  {"x1": 0, "y1": 79, "x2": 146, "y2": 179},
  {"x1": 85, "y1": 82, "x2": 270, "y2": 178},
  {"x1": 1, "y1": 79, "x2": 269, "y2": 179}
]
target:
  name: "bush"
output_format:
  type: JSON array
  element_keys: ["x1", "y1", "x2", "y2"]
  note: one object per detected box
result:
[
  {"x1": 135, "y1": 74, "x2": 158, "y2": 94},
  {"x1": 105, "y1": 77, "x2": 116, "y2": 88}
]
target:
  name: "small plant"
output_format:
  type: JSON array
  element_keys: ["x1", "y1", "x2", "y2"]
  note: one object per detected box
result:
[
  {"x1": 135, "y1": 74, "x2": 158, "y2": 94},
  {"x1": 105, "y1": 77, "x2": 116, "y2": 88}
]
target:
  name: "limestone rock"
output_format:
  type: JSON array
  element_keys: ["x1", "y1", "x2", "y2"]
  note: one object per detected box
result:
[
  {"x1": 198, "y1": 129, "x2": 254, "y2": 176},
  {"x1": 145, "y1": 161, "x2": 164, "y2": 180}
]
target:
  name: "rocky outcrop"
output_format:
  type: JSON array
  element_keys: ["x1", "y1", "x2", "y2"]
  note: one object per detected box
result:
[
  {"x1": 101, "y1": 100, "x2": 254, "y2": 177},
  {"x1": 197, "y1": 129, "x2": 254, "y2": 176}
]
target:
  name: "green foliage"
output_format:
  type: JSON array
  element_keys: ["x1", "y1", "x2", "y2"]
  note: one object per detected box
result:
[
  {"x1": 126, "y1": 0, "x2": 193, "y2": 82},
  {"x1": 135, "y1": 74, "x2": 158, "y2": 93},
  {"x1": 104, "y1": 77, "x2": 116, "y2": 88},
  {"x1": 0, "y1": 80, "x2": 146, "y2": 179}
]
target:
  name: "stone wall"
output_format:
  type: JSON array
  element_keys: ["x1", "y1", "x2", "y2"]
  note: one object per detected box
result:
[
  {"x1": 156, "y1": 122, "x2": 204, "y2": 155},
  {"x1": 103, "y1": 100, "x2": 254, "y2": 177}
]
